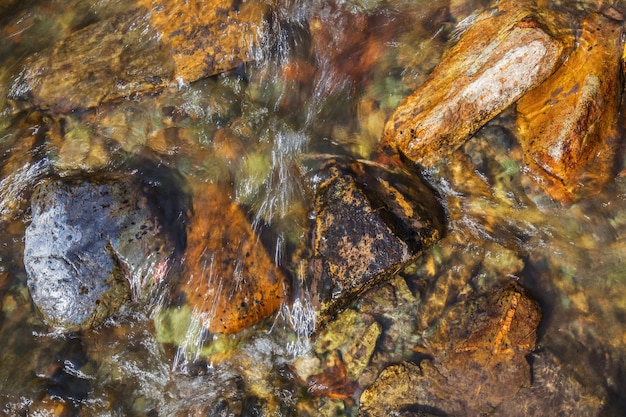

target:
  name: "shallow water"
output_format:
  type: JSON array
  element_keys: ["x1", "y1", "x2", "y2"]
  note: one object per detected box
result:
[{"x1": 1, "y1": 0, "x2": 626, "y2": 415}]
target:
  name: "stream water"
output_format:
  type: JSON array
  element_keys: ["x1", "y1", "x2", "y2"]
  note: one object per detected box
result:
[{"x1": 1, "y1": 0, "x2": 626, "y2": 416}]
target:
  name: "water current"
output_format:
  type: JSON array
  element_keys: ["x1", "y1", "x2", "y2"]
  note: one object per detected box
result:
[{"x1": 1, "y1": 0, "x2": 626, "y2": 415}]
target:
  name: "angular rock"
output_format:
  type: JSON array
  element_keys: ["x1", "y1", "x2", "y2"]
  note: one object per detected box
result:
[
  {"x1": 181, "y1": 183, "x2": 287, "y2": 334},
  {"x1": 379, "y1": 0, "x2": 573, "y2": 168},
  {"x1": 136, "y1": 0, "x2": 269, "y2": 84},
  {"x1": 24, "y1": 174, "x2": 179, "y2": 331},
  {"x1": 358, "y1": 361, "x2": 428, "y2": 417},
  {"x1": 358, "y1": 282, "x2": 541, "y2": 416},
  {"x1": 516, "y1": 12, "x2": 624, "y2": 203},
  {"x1": 420, "y1": 283, "x2": 541, "y2": 408},
  {"x1": 308, "y1": 159, "x2": 445, "y2": 328},
  {"x1": 12, "y1": 0, "x2": 269, "y2": 112}
]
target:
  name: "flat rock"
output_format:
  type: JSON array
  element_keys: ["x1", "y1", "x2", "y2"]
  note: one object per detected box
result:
[
  {"x1": 24, "y1": 174, "x2": 178, "y2": 331},
  {"x1": 308, "y1": 159, "x2": 445, "y2": 329},
  {"x1": 12, "y1": 0, "x2": 269, "y2": 112},
  {"x1": 379, "y1": 0, "x2": 573, "y2": 168},
  {"x1": 516, "y1": 12, "x2": 624, "y2": 203}
]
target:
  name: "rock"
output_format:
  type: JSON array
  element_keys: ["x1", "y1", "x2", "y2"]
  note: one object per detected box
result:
[
  {"x1": 180, "y1": 183, "x2": 287, "y2": 334},
  {"x1": 12, "y1": 0, "x2": 269, "y2": 112},
  {"x1": 343, "y1": 321, "x2": 382, "y2": 381},
  {"x1": 379, "y1": 0, "x2": 573, "y2": 168},
  {"x1": 359, "y1": 282, "x2": 541, "y2": 416},
  {"x1": 14, "y1": 10, "x2": 174, "y2": 112},
  {"x1": 358, "y1": 361, "x2": 428, "y2": 417},
  {"x1": 305, "y1": 308, "x2": 382, "y2": 395},
  {"x1": 419, "y1": 282, "x2": 541, "y2": 410},
  {"x1": 24, "y1": 174, "x2": 179, "y2": 331},
  {"x1": 516, "y1": 12, "x2": 624, "y2": 203},
  {"x1": 27, "y1": 395, "x2": 74, "y2": 417},
  {"x1": 308, "y1": 158, "x2": 445, "y2": 328},
  {"x1": 136, "y1": 0, "x2": 269, "y2": 85},
  {"x1": 495, "y1": 349, "x2": 604, "y2": 416}
]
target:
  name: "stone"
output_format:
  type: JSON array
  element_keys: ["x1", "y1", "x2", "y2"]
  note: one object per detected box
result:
[
  {"x1": 494, "y1": 349, "x2": 604, "y2": 416},
  {"x1": 359, "y1": 282, "x2": 541, "y2": 416},
  {"x1": 12, "y1": 0, "x2": 269, "y2": 112},
  {"x1": 343, "y1": 321, "x2": 382, "y2": 381},
  {"x1": 358, "y1": 361, "x2": 426, "y2": 417},
  {"x1": 24, "y1": 174, "x2": 179, "y2": 331},
  {"x1": 379, "y1": 0, "x2": 573, "y2": 168},
  {"x1": 180, "y1": 183, "x2": 287, "y2": 334},
  {"x1": 14, "y1": 10, "x2": 174, "y2": 112},
  {"x1": 516, "y1": 12, "x2": 624, "y2": 203},
  {"x1": 419, "y1": 282, "x2": 541, "y2": 408},
  {"x1": 308, "y1": 158, "x2": 445, "y2": 328},
  {"x1": 136, "y1": 0, "x2": 269, "y2": 84}
]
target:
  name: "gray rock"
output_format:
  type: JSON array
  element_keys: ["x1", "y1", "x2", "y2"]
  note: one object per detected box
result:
[{"x1": 24, "y1": 175, "x2": 178, "y2": 331}]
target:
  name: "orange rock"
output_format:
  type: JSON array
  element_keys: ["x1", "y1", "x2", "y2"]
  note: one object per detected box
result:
[
  {"x1": 16, "y1": 0, "x2": 268, "y2": 111},
  {"x1": 181, "y1": 183, "x2": 287, "y2": 334},
  {"x1": 379, "y1": 1, "x2": 572, "y2": 168},
  {"x1": 516, "y1": 13, "x2": 624, "y2": 203},
  {"x1": 137, "y1": 0, "x2": 269, "y2": 83}
]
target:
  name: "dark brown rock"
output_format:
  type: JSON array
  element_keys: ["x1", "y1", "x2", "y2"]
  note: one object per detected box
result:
[
  {"x1": 308, "y1": 159, "x2": 445, "y2": 328},
  {"x1": 359, "y1": 282, "x2": 541, "y2": 416}
]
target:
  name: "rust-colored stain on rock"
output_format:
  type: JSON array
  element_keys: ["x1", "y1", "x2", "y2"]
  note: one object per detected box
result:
[
  {"x1": 138, "y1": 0, "x2": 269, "y2": 83},
  {"x1": 17, "y1": 0, "x2": 268, "y2": 111},
  {"x1": 309, "y1": 159, "x2": 445, "y2": 328},
  {"x1": 420, "y1": 283, "x2": 541, "y2": 409},
  {"x1": 181, "y1": 183, "x2": 286, "y2": 334},
  {"x1": 360, "y1": 282, "x2": 541, "y2": 416},
  {"x1": 516, "y1": 13, "x2": 624, "y2": 203},
  {"x1": 380, "y1": 0, "x2": 572, "y2": 168}
]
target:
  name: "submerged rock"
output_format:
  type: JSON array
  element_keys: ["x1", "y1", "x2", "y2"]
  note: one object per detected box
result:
[
  {"x1": 359, "y1": 282, "x2": 541, "y2": 416},
  {"x1": 24, "y1": 174, "x2": 179, "y2": 331},
  {"x1": 12, "y1": 0, "x2": 269, "y2": 112},
  {"x1": 516, "y1": 12, "x2": 624, "y2": 203},
  {"x1": 308, "y1": 159, "x2": 445, "y2": 328},
  {"x1": 181, "y1": 183, "x2": 287, "y2": 334},
  {"x1": 379, "y1": 0, "x2": 573, "y2": 168}
]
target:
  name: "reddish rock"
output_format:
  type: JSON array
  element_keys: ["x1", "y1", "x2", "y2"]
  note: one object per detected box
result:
[
  {"x1": 379, "y1": 0, "x2": 573, "y2": 168},
  {"x1": 359, "y1": 282, "x2": 541, "y2": 416},
  {"x1": 516, "y1": 12, "x2": 624, "y2": 203},
  {"x1": 181, "y1": 183, "x2": 287, "y2": 334}
]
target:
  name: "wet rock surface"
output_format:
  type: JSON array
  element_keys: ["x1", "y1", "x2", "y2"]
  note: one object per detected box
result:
[
  {"x1": 516, "y1": 12, "x2": 624, "y2": 203},
  {"x1": 24, "y1": 174, "x2": 180, "y2": 331},
  {"x1": 1, "y1": 0, "x2": 626, "y2": 415},
  {"x1": 308, "y1": 158, "x2": 445, "y2": 328},
  {"x1": 180, "y1": 183, "x2": 288, "y2": 334},
  {"x1": 380, "y1": 0, "x2": 573, "y2": 168},
  {"x1": 11, "y1": 0, "x2": 269, "y2": 112},
  {"x1": 359, "y1": 282, "x2": 542, "y2": 416}
]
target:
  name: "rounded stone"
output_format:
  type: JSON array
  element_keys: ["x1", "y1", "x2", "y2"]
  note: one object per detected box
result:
[{"x1": 24, "y1": 174, "x2": 180, "y2": 331}]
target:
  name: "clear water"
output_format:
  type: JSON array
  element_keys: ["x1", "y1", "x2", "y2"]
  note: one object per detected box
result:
[{"x1": 1, "y1": 0, "x2": 626, "y2": 415}]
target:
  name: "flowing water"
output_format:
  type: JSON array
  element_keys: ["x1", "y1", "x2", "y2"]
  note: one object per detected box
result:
[{"x1": 1, "y1": 0, "x2": 626, "y2": 415}]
